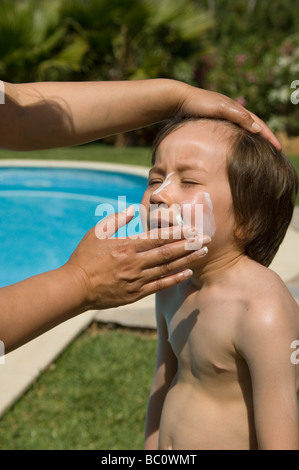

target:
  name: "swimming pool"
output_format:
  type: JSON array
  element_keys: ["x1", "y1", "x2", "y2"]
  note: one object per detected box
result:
[{"x1": 0, "y1": 161, "x2": 148, "y2": 287}]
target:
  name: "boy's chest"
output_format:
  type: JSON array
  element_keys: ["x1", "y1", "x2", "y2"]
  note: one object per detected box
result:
[{"x1": 163, "y1": 292, "x2": 241, "y2": 376}]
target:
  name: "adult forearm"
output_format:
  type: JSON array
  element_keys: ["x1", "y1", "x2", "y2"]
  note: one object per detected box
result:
[
  {"x1": 0, "y1": 264, "x2": 87, "y2": 353},
  {"x1": 0, "y1": 78, "x2": 281, "y2": 151},
  {"x1": 0, "y1": 79, "x2": 181, "y2": 150}
]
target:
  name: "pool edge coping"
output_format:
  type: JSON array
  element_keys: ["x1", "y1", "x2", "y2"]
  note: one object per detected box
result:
[{"x1": 0, "y1": 159, "x2": 150, "y2": 178}]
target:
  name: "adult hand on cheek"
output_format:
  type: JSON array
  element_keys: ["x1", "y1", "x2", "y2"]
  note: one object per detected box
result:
[
  {"x1": 1, "y1": 207, "x2": 209, "y2": 352},
  {"x1": 67, "y1": 207, "x2": 211, "y2": 310}
]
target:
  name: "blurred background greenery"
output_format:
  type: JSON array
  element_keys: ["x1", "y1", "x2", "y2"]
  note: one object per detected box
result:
[{"x1": 1, "y1": 0, "x2": 299, "y2": 143}]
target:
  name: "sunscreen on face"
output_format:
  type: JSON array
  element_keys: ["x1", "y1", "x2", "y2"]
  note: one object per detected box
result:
[
  {"x1": 175, "y1": 212, "x2": 184, "y2": 226},
  {"x1": 202, "y1": 192, "x2": 216, "y2": 238},
  {"x1": 180, "y1": 192, "x2": 216, "y2": 238},
  {"x1": 152, "y1": 172, "x2": 175, "y2": 195}
]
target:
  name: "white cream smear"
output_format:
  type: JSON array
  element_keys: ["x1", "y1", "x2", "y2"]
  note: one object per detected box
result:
[
  {"x1": 149, "y1": 171, "x2": 216, "y2": 241},
  {"x1": 176, "y1": 212, "x2": 184, "y2": 226},
  {"x1": 177, "y1": 192, "x2": 216, "y2": 238},
  {"x1": 152, "y1": 172, "x2": 175, "y2": 195}
]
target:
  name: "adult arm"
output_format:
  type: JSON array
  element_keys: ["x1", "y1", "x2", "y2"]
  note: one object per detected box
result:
[
  {"x1": 144, "y1": 294, "x2": 178, "y2": 450},
  {"x1": 0, "y1": 79, "x2": 280, "y2": 151},
  {"x1": 0, "y1": 209, "x2": 209, "y2": 353},
  {"x1": 235, "y1": 298, "x2": 299, "y2": 450}
]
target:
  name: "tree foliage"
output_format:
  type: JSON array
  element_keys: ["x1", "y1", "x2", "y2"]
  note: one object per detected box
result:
[
  {"x1": 59, "y1": 0, "x2": 213, "y2": 82},
  {"x1": 200, "y1": 0, "x2": 299, "y2": 134},
  {"x1": 0, "y1": 0, "x2": 89, "y2": 82},
  {"x1": 1, "y1": 0, "x2": 299, "y2": 136}
]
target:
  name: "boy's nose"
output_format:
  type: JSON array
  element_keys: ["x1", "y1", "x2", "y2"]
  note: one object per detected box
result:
[
  {"x1": 149, "y1": 173, "x2": 176, "y2": 206},
  {"x1": 150, "y1": 186, "x2": 173, "y2": 206}
]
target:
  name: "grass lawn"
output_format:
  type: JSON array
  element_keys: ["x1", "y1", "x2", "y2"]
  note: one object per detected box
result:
[
  {"x1": 0, "y1": 325, "x2": 157, "y2": 450},
  {"x1": 0, "y1": 143, "x2": 152, "y2": 167}
]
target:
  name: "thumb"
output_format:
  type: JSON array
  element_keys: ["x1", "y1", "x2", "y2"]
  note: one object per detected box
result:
[{"x1": 95, "y1": 206, "x2": 135, "y2": 239}]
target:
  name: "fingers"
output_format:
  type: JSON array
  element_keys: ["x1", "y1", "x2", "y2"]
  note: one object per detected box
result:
[
  {"x1": 143, "y1": 245, "x2": 209, "y2": 280},
  {"x1": 115, "y1": 205, "x2": 135, "y2": 232},
  {"x1": 186, "y1": 88, "x2": 281, "y2": 151},
  {"x1": 247, "y1": 111, "x2": 282, "y2": 150},
  {"x1": 181, "y1": 85, "x2": 281, "y2": 150},
  {"x1": 139, "y1": 269, "x2": 194, "y2": 297},
  {"x1": 217, "y1": 95, "x2": 282, "y2": 151},
  {"x1": 140, "y1": 235, "x2": 211, "y2": 270},
  {"x1": 95, "y1": 206, "x2": 135, "y2": 239},
  {"x1": 138, "y1": 245, "x2": 208, "y2": 296},
  {"x1": 218, "y1": 97, "x2": 260, "y2": 130},
  {"x1": 130, "y1": 226, "x2": 199, "y2": 251}
]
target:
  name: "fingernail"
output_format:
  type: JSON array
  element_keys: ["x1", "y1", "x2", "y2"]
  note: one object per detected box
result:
[
  {"x1": 185, "y1": 227, "x2": 199, "y2": 237},
  {"x1": 197, "y1": 246, "x2": 208, "y2": 257},
  {"x1": 126, "y1": 205, "x2": 135, "y2": 216},
  {"x1": 202, "y1": 235, "x2": 212, "y2": 244},
  {"x1": 182, "y1": 269, "x2": 193, "y2": 278},
  {"x1": 252, "y1": 122, "x2": 262, "y2": 132}
]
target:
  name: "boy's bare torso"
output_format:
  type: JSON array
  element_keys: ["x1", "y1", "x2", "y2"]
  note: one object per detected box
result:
[{"x1": 157, "y1": 258, "x2": 299, "y2": 450}]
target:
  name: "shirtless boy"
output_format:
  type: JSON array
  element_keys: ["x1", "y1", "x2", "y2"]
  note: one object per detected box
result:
[{"x1": 142, "y1": 117, "x2": 299, "y2": 450}]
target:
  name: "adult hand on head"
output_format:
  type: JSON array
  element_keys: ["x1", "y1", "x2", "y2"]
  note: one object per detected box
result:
[
  {"x1": 67, "y1": 206, "x2": 210, "y2": 310},
  {"x1": 1, "y1": 79, "x2": 280, "y2": 151},
  {"x1": 174, "y1": 82, "x2": 281, "y2": 150}
]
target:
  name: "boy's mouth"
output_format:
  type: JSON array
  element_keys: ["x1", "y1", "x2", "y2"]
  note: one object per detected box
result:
[
  {"x1": 149, "y1": 216, "x2": 174, "y2": 229},
  {"x1": 148, "y1": 208, "x2": 179, "y2": 229},
  {"x1": 146, "y1": 193, "x2": 216, "y2": 238}
]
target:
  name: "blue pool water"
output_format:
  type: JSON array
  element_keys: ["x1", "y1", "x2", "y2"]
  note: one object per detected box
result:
[{"x1": 0, "y1": 167, "x2": 147, "y2": 287}]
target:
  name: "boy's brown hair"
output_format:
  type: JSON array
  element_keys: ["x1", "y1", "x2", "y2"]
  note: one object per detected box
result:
[{"x1": 152, "y1": 117, "x2": 298, "y2": 267}]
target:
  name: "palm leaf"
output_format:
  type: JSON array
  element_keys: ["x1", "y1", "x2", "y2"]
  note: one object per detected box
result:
[{"x1": 37, "y1": 36, "x2": 89, "y2": 79}]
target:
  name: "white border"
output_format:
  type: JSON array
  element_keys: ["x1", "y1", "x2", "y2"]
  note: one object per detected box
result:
[{"x1": 0, "y1": 81, "x2": 4, "y2": 104}]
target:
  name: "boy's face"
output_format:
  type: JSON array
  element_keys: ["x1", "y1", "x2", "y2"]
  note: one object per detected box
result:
[{"x1": 141, "y1": 121, "x2": 236, "y2": 255}]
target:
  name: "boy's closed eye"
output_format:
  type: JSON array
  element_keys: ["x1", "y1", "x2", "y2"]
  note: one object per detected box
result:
[
  {"x1": 181, "y1": 180, "x2": 201, "y2": 187},
  {"x1": 148, "y1": 178, "x2": 163, "y2": 186},
  {"x1": 147, "y1": 177, "x2": 202, "y2": 187}
]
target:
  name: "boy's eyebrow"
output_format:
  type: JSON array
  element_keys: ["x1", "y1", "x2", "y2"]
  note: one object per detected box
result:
[
  {"x1": 149, "y1": 162, "x2": 208, "y2": 175},
  {"x1": 176, "y1": 162, "x2": 208, "y2": 173},
  {"x1": 148, "y1": 166, "x2": 163, "y2": 176}
]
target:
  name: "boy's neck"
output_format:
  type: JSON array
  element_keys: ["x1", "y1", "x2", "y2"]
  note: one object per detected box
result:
[{"x1": 190, "y1": 248, "x2": 247, "y2": 289}]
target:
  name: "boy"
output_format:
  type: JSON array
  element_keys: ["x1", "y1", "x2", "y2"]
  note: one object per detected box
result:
[{"x1": 142, "y1": 117, "x2": 299, "y2": 450}]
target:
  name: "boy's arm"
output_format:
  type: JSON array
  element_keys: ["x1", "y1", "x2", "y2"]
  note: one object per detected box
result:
[
  {"x1": 235, "y1": 298, "x2": 299, "y2": 450},
  {"x1": 0, "y1": 79, "x2": 280, "y2": 151},
  {"x1": 144, "y1": 295, "x2": 178, "y2": 450}
]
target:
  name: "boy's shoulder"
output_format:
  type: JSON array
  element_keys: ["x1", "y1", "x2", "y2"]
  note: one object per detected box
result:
[
  {"x1": 155, "y1": 258, "x2": 299, "y2": 330},
  {"x1": 232, "y1": 261, "x2": 299, "y2": 369},
  {"x1": 234, "y1": 259, "x2": 299, "y2": 340},
  {"x1": 244, "y1": 260, "x2": 294, "y2": 306}
]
